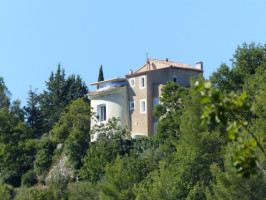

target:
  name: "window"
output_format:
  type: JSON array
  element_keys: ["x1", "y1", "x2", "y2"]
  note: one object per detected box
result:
[
  {"x1": 97, "y1": 104, "x2": 106, "y2": 122},
  {"x1": 139, "y1": 76, "x2": 145, "y2": 89},
  {"x1": 153, "y1": 97, "x2": 160, "y2": 110},
  {"x1": 129, "y1": 78, "x2": 135, "y2": 87},
  {"x1": 173, "y1": 76, "x2": 177, "y2": 83},
  {"x1": 140, "y1": 99, "x2": 146, "y2": 113},
  {"x1": 153, "y1": 122, "x2": 158, "y2": 136},
  {"x1": 130, "y1": 101, "x2": 135, "y2": 110}
]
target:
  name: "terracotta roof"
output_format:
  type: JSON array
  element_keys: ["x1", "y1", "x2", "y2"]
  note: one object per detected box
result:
[{"x1": 126, "y1": 58, "x2": 202, "y2": 77}]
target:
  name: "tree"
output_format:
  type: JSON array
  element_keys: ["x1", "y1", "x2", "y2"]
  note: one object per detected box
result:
[
  {"x1": 206, "y1": 144, "x2": 266, "y2": 200},
  {"x1": 99, "y1": 156, "x2": 138, "y2": 200},
  {"x1": 39, "y1": 64, "x2": 88, "y2": 132},
  {"x1": 24, "y1": 88, "x2": 44, "y2": 138},
  {"x1": 97, "y1": 65, "x2": 104, "y2": 89},
  {"x1": 153, "y1": 81, "x2": 188, "y2": 140},
  {"x1": 50, "y1": 98, "x2": 91, "y2": 169},
  {"x1": 98, "y1": 65, "x2": 104, "y2": 82},
  {"x1": 195, "y1": 79, "x2": 265, "y2": 177},
  {"x1": 210, "y1": 42, "x2": 266, "y2": 92},
  {"x1": 0, "y1": 77, "x2": 11, "y2": 110},
  {"x1": 34, "y1": 135, "x2": 57, "y2": 178}
]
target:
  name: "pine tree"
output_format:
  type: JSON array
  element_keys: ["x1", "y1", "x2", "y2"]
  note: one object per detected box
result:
[
  {"x1": 39, "y1": 64, "x2": 88, "y2": 132},
  {"x1": 24, "y1": 88, "x2": 44, "y2": 138},
  {"x1": 0, "y1": 77, "x2": 11, "y2": 110}
]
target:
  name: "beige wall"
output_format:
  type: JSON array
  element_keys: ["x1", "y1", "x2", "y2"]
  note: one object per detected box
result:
[
  {"x1": 127, "y1": 74, "x2": 149, "y2": 136},
  {"x1": 127, "y1": 67, "x2": 202, "y2": 137}
]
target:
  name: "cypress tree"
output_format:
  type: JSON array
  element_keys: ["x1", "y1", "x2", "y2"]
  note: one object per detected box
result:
[
  {"x1": 97, "y1": 65, "x2": 104, "y2": 89},
  {"x1": 98, "y1": 65, "x2": 104, "y2": 82}
]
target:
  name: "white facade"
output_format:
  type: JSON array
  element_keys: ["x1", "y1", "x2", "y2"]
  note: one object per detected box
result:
[{"x1": 88, "y1": 85, "x2": 129, "y2": 141}]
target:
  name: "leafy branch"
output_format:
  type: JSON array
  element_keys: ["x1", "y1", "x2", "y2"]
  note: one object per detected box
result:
[{"x1": 195, "y1": 80, "x2": 265, "y2": 177}]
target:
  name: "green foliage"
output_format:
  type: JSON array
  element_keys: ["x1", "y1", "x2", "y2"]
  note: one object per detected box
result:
[
  {"x1": 10, "y1": 99, "x2": 25, "y2": 122},
  {"x1": 210, "y1": 42, "x2": 266, "y2": 92},
  {"x1": 206, "y1": 143, "x2": 266, "y2": 200},
  {"x1": 0, "y1": 107, "x2": 33, "y2": 144},
  {"x1": 27, "y1": 188, "x2": 52, "y2": 200},
  {"x1": 21, "y1": 170, "x2": 37, "y2": 187},
  {"x1": 67, "y1": 181, "x2": 99, "y2": 200},
  {"x1": 98, "y1": 65, "x2": 104, "y2": 82},
  {"x1": 51, "y1": 98, "x2": 91, "y2": 143},
  {"x1": 80, "y1": 118, "x2": 133, "y2": 182},
  {"x1": 0, "y1": 139, "x2": 36, "y2": 187},
  {"x1": 137, "y1": 86, "x2": 225, "y2": 200},
  {"x1": 231, "y1": 42, "x2": 266, "y2": 77},
  {"x1": 0, "y1": 179, "x2": 12, "y2": 200},
  {"x1": 195, "y1": 80, "x2": 250, "y2": 128},
  {"x1": 50, "y1": 98, "x2": 91, "y2": 169},
  {"x1": 99, "y1": 156, "x2": 137, "y2": 200},
  {"x1": 0, "y1": 77, "x2": 11, "y2": 110},
  {"x1": 40, "y1": 64, "x2": 88, "y2": 132},
  {"x1": 79, "y1": 137, "x2": 131, "y2": 183},
  {"x1": 91, "y1": 117, "x2": 131, "y2": 140},
  {"x1": 153, "y1": 81, "x2": 188, "y2": 140},
  {"x1": 34, "y1": 136, "x2": 57, "y2": 177},
  {"x1": 195, "y1": 79, "x2": 265, "y2": 177},
  {"x1": 233, "y1": 140, "x2": 258, "y2": 178},
  {"x1": 47, "y1": 170, "x2": 70, "y2": 200},
  {"x1": 209, "y1": 64, "x2": 233, "y2": 91},
  {"x1": 23, "y1": 88, "x2": 44, "y2": 138}
]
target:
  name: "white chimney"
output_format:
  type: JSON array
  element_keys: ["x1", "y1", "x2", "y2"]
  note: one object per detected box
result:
[
  {"x1": 129, "y1": 69, "x2": 133, "y2": 74},
  {"x1": 196, "y1": 61, "x2": 203, "y2": 71}
]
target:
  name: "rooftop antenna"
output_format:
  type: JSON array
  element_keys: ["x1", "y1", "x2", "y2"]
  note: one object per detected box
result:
[
  {"x1": 146, "y1": 52, "x2": 149, "y2": 59},
  {"x1": 146, "y1": 52, "x2": 150, "y2": 66}
]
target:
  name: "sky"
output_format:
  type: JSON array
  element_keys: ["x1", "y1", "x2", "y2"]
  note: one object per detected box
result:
[{"x1": 0, "y1": 0, "x2": 265, "y2": 106}]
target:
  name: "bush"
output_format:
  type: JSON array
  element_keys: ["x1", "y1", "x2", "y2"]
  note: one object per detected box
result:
[
  {"x1": 21, "y1": 170, "x2": 37, "y2": 187},
  {"x1": 0, "y1": 179, "x2": 13, "y2": 200},
  {"x1": 68, "y1": 181, "x2": 99, "y2": 200},
  {"x1": 27, "y1": 187, "x2": 52, "y2": 200},
  {"x1": 47, "y1": 170, "x2": 70, "y2": 200},
  {"x1": 79, "y1": 138, "x2": 132, "y2": 183},
  {"x1": 34, "y1": 136, "x2": 57, "y2": 176}
]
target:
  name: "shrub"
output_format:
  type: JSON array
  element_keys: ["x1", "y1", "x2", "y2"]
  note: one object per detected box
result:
[
  {"x1": 34, "y1": 136, "x2": 57, "y2": 176},
  {"x1": 68, "y1": 181, "x2": 99, "y2": 200},
  {"x1": 21, "y1": 170, "x2": 37, "y2": 187},
  {"x1": 0, "y1": 179, "x2": 13, "y2": 200},
  {"x1": 47, "y1": 170, "x2": 70, "y2": 200}
]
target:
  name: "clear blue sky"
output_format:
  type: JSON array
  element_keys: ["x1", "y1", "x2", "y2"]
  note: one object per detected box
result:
[{"x1": 0, "y1": 0, "x2": 265, "y2": 106}]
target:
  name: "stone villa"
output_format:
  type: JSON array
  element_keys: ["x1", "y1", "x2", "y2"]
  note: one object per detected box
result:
[{"x1": 87, "y1": 58, "x2": 203, "y2": 140}]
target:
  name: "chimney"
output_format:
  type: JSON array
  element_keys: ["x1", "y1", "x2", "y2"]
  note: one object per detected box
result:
[
  {"x1": 196, "y1": 61, "x2": 203, "y2": 71},
  {"x1": 165, "y1": 58, "x2": 168, "y2": 62},
  {"x1": 129, "y1": 69, "x2": 133, "y2": 75},
  {"x1": 146, "y1": 58, "x2": 150, "y2": 64}
]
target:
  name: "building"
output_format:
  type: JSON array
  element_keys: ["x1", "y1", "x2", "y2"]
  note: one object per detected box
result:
[{"x1": 87, "y1": 58, "x2": 203, "y2": 140}]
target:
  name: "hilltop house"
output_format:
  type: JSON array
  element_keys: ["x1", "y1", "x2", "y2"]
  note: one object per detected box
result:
[{"x1": 87, "y1": 58, "x2": 203, "y2": 141}]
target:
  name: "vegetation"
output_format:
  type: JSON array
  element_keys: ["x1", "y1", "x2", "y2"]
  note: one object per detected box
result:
[
  {"x1": 0, "y1": 43, "x2": 265, "y2": 199},
  {"x1": 98, "y1": 65, "x2": 104, "y2": 82}
]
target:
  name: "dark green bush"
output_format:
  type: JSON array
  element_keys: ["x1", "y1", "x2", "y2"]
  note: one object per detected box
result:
[
  {"x1": 34, "y1": 136, "x2": 57, "y2": 176},
  {"x1": 21, "y1": 170, "x2": 37, "y2": 187}
]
